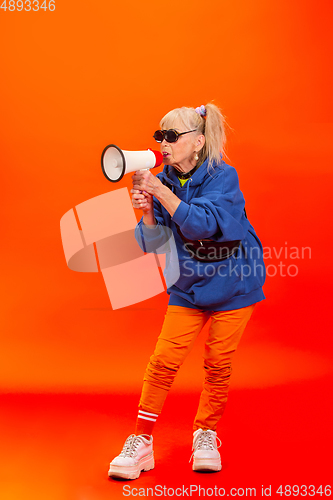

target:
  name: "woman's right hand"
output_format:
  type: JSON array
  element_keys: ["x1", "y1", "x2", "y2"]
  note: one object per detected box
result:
[{"x1": 131, "y1": 188, "x2": 154, "y2": 214}]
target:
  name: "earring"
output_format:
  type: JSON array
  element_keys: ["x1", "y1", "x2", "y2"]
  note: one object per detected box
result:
[{"x1": 194, "y1": 152, "x2": 199, "y2": 161}]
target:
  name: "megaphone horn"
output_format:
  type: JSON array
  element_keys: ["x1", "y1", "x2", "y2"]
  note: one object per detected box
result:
[{"x1": 101, "y1": 144, "x2": 163, "y2": 183}]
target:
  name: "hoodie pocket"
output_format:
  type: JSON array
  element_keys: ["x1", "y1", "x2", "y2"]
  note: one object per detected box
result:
[
  {"x1": 229, "y1": 252, "x2": 246, "y2": 296},
  {"x1": 242, "y1": 231, "x2": 266, "y2": 293}
]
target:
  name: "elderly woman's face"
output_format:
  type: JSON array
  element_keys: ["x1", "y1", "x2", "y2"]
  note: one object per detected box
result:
[{"x1": 160, "y1": 119, "x2": 204, "y2": 173}]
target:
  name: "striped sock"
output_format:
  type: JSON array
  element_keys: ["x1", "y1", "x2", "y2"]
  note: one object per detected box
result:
[{"x1": 135, "y1": 409, "x2": 159, "y2": 436}]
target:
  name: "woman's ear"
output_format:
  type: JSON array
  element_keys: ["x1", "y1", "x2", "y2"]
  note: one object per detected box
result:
[{"x1": 196, "y1": 134, "x2": 205, "y2": 151}]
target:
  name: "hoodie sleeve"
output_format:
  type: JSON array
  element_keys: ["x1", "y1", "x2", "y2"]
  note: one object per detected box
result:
[{"x1": 171, "y1": 166, "x2": 248, "y2": 242}]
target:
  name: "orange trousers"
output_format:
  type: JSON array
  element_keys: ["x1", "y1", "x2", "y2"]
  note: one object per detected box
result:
[{"x1": 139, "y1": 303, "x2": 255, "y2": 431}]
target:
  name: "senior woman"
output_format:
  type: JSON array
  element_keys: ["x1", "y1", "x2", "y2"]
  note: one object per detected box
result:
[{"x1": 108, "y1": 103, "x2": 266, "y2": 480}]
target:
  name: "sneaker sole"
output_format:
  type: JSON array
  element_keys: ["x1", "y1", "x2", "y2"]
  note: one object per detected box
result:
[
  {"x1": 108, "y1": 453, "x2": 154, "y2": 480},
  {"x1": 193, "y1": 458, "x2": 222, "y2": 472}
]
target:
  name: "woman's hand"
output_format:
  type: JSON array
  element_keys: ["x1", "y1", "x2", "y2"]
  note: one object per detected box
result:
[
  {"x1": 132, "y1": 170, "x2": 162, "y2": 196},
  {"x1": 131, "y1": 188, "x2": 153, "y2": 214},
  {"x1": 131, "y1": 170, "x2": 157, "y2": 214},
  {"x1": 131, "y1": 169, "x2": 181, "y2": 218}
]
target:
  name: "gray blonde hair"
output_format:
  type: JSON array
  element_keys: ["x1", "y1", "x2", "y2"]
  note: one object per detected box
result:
[{"x1": 160, "y1": 103, "x2": 229, "y2": 171}]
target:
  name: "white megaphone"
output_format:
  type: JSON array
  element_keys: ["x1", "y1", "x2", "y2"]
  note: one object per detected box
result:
[{"x1": 101, "y1": 144, "x2": 163, "y2": 182}]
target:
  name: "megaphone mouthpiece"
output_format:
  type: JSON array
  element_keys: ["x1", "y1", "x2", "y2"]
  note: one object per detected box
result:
[
  {"x1": 101, "y1": 145, "x2": 163, "y2": 182},
  {"x1": 148, "y1": 149, "x2": 163, "y2": 168}
]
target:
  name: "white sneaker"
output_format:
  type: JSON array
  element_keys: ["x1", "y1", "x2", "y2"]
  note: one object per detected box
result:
[
  {"x1": 108, "y1": 434, "x2": 154, "y2": 480},
  {"x1": 190, "y1": 428, "x2": 222, "y2": 471}
]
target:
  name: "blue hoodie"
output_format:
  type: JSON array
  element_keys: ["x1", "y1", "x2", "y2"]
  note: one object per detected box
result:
[{"x1": 135, "y1": 157, "x2": 266, "y2": 311}]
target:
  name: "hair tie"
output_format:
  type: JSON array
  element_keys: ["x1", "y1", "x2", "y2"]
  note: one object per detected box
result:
[{"x1": 195, "y1": 105, "x2": 207, "y2": 117}]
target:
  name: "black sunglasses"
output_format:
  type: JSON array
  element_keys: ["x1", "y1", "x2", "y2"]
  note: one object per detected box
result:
[{"x1": 153, "y1": 129, "x2": 197, "y2": 143}]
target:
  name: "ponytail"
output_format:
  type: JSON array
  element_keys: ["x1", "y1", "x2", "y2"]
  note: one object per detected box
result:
[{"x1": 202, "y1": 103, "x2": 228, "y2": 171}]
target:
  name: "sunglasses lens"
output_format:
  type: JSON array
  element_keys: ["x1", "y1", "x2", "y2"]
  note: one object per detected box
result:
[
  {"x1": 164, "y1": 130, "x2": 178, "y2": 143},
  {"x1": 153, "y1": 130, "x2": 164, "y2": 142}
]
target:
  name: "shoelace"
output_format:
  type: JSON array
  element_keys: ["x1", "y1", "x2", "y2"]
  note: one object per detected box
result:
[
  {"x1": 119, "y1": 434, "x2": 151, "y2": 458},
  {"x1": 189, "y1": 430, "x2": 222, "y2": 463}
]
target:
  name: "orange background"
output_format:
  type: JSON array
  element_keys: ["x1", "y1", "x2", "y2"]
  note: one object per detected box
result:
[{"x1": 1, "y1": 1, "x2": 332, "y2": 499}]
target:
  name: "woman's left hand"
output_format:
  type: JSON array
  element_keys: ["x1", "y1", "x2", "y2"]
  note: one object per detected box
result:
[{"x1": 131, "y1": 170, "x2": 162, "y2": 196}]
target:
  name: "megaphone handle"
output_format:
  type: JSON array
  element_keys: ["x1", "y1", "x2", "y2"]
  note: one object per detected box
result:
[
  {"x1": 133, "y1": 168, "x2": 153, "y2": 199},
  {"x1": 136, "y1": 168, "x2": 149, "y2": 194}
]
